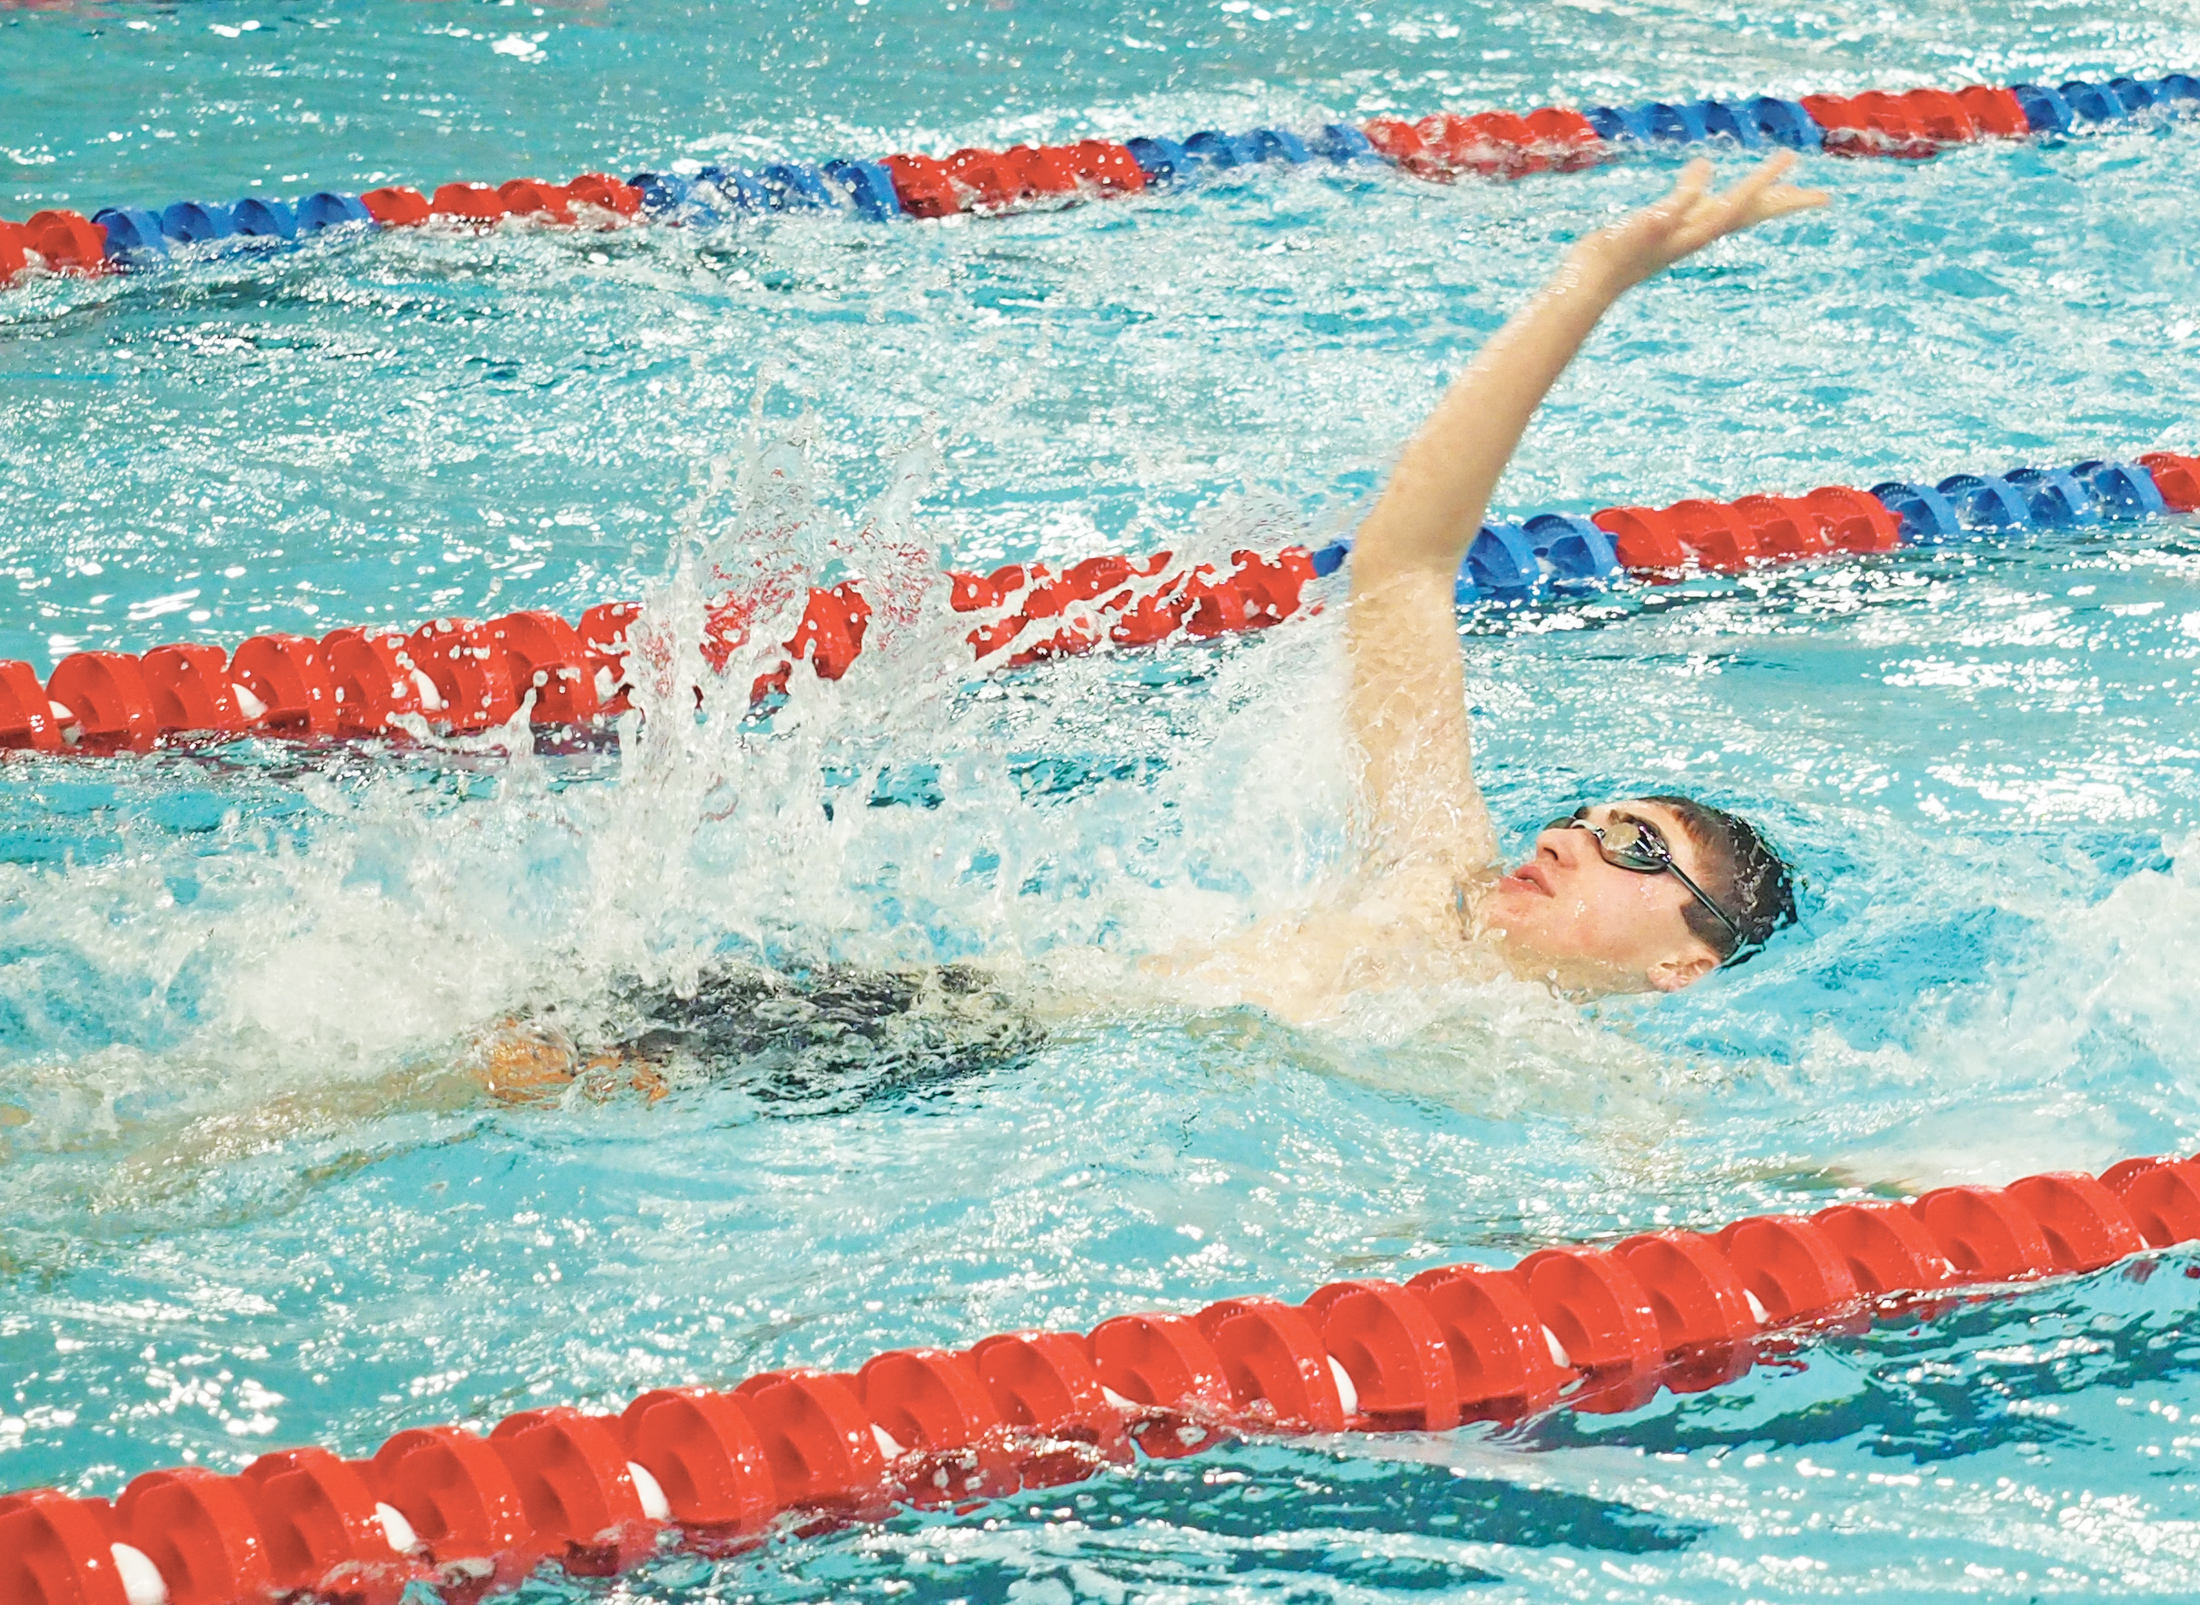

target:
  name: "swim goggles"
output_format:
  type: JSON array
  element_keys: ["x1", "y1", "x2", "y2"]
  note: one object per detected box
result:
[{"x1": 1544, "y1": 808, "x2": 1746, "y2": 952}]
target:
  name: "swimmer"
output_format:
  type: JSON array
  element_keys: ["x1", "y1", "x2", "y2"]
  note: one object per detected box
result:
[
  {"x1": 473, "y1": 153, "x2": 1828, "y2": 1105},
  {"x1": 1165, "y1": 152, "x2": 1822, "y2": 1018},
  {"x1": 18, "y1": 158, "x2": 1835, "y2": 1186}
]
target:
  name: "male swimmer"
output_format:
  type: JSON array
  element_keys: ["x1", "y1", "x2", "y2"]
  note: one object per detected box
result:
[{"x1": 473, "y1": 153, "x2": 1825, "y2": 1104}]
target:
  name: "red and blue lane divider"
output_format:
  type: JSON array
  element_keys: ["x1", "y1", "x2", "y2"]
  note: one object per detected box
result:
[
  {"x1": 0, "y1": 176, "x2": 647, "y2": 281},
  {"x1": 10, "y1": 1150, "x2": 2200, "y2": 1605},
  {"x1": 0, "y1": 451, "x2": 2192, "y2": 759},
  {"x1": 1446, "y1": 452, "x2": 2190, "y2": 602},
  {"x1": 3, "y1": 72, "x2": 2195, "y2": 285}
]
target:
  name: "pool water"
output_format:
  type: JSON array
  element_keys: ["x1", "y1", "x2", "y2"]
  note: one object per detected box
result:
[{"x1": 8, "y1": 1, "x2": 2200, "y2": 1598}]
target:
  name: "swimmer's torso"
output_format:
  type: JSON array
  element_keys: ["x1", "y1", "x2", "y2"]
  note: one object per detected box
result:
[{"x1": 1145, "y1": 867, "x2": 1509, "y2": 1022}]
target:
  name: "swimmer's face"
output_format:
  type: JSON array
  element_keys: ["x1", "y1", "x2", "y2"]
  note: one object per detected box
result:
[{"x1": 1481, "y1": 800, "x2": 1727, "y2": 995}]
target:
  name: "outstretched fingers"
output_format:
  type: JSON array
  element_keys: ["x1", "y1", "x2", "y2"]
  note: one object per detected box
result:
[
  {"x1": 1595, "y1": 157, "x2": 1712, "y2": 262},
  {"x1": 1723, "y1": 152, "x2": 1829, "y2": 225},
  {"x1": 1723, "y1": 149, "x2": 1801, "y2": 212},
  {"x1": 1658, "y1": 157, "x2": 1717, "y2": 214},
  {"x1": 1584, "y1": 151, "x2": 1830, "y2": 288},
  {"x1": 1669, "y1": 152, "x2": 1828, "y2": 255}
]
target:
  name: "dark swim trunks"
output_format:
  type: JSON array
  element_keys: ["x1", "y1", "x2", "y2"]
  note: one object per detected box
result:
[{"x1": 598, "y1": 962, "x2": 1047, "y2": 1114}]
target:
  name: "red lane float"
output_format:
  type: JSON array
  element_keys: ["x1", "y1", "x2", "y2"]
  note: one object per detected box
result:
[
  {"x1": 618, "y1": 1387, "x2": 776, "y2": 1532},
  {"x1": 1304, "y1": 1279, "x2": 1460, "y2": 1431},
  {"x1": 1594, "y1": 486, "x2": 1902, "y2": 574},
  {"x1": 2141, "y1": 451, "x2": 2200, "y2": 511},
  {"x1": 359, "y1": 188, "x2": 431, "y2": 228},
  {"x1": 1363, "y1": 109, "x2": 1602, "y2": 180},
  {"x1": 1085, "y1": 1312, "x2": 1234, "y2": 1456},
  {"x1": 20, "y1": 210, "x2": 108, "y2": 275},
  {"x1": 1793, "y1": 85, "x2": 2026, "y2": 158},
  {"x1": 45, "y1": 652, "x2": 158, "y2": 754},
  {"x1": 887, "y1": 141, "x2": 1147, "y2": 216},
  {"x1": 9, "y1": 1150, "x2": 2198, "y2": 1605},
  {"x1": 1813, "y1": 1199, "x2": 1955, "y2": 1293},
  {"x1": 855, "y1": 1348, "x2": 1015, "y2": 1503}
]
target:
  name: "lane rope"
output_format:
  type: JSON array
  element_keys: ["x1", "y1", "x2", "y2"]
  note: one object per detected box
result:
[
  {"x1": 8, "y1": 1150, "x2": 2200, "y2": 1605},
  {"x1": 3, "y1": 73, "x2": 2196, "y2": 284},
  {"x1": 0, "y1": 450, "x2": 2191, "y2": 757}
]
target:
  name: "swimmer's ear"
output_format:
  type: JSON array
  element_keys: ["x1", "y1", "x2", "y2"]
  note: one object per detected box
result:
[{"x1": 1646, "y1": 952, "x2": 1718, "y2": 993}]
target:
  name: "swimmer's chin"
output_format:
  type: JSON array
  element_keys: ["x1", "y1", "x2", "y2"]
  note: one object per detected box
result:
[{"x1": 1474, "y1": 910, "x2": 1648, "y2": 1001}]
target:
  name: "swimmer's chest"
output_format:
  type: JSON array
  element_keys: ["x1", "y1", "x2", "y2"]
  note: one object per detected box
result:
[{"x1": 1181, "y1": 881, "x2": 1504, "y2": 1022}]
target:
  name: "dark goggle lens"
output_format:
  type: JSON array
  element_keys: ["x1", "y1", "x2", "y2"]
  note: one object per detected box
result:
[
  {"x1": 1599, "y1": 820, "x2": 1670, "y2": 871},
  {"x1": 1544, "y1": 813, "x2": 1669, "y2": 872}
]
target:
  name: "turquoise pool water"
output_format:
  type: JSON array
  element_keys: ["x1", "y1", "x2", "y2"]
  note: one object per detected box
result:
[{"x1": 7, "y1": 1, "x2": 2200, "y2": 1598}]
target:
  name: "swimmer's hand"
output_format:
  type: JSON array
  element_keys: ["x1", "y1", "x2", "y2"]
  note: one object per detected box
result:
[
  {"x1": 471, "y1": 1021, "x2": 580, "y2": 1105},
  {"x1": 1573, "y1": 152, "x2": 1829, "y2": 292},
  {"x1": 467, "y1": 1021, "x2": 673, "y2": 1107}
]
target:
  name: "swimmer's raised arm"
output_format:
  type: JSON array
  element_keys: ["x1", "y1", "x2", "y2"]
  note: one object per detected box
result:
[{"x1": 1345, "y1": 154, "x2": 1827, "y2": 882}]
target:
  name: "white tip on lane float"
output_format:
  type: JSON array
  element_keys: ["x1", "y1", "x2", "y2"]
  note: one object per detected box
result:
[
  {"x1": 1327, "y1": 1355, "x2": 1359, "y2": 1417},
  {"x1": 109, "y1": 1544, "x2": 167, "y2": 1605},
  {"x1": 624, "y1": 1460, "x2": 672, "y2": 1522},
  {"x1": 374, "y1": 1500, "x2": 422, "y2": 1555}
]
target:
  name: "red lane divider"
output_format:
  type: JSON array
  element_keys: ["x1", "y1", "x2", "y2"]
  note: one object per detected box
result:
[
  {"x1": 8, "y1": 1150, "x2": 2200, "y2": 1605},
  {"x1": 2141, "y1": 451, "x2": 2200, "y2": 511},
  {"x1": 2, "y1": 455, "x2": 2195, "y2": 759}
]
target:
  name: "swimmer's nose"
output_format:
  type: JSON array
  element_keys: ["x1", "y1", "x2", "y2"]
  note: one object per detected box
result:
[{"x1": 1537, "y1": 825, "x2": 1587, "y2": 868}]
